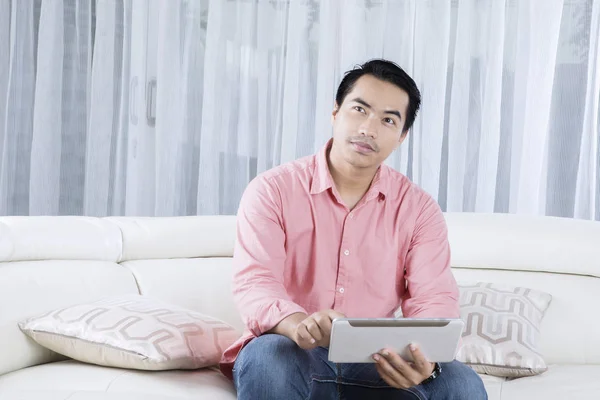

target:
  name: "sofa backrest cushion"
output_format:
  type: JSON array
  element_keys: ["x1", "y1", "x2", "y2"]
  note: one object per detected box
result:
[
  {"x1": 0, "y1": 217, "x2": 122, "y2": 263},
  {"x1": 106, "y1": 216, "x2": 237, "y2": 261},
  {"x1": 119, "y1": 259, "x2": 244, "y2": 331},
  {"x1": 444, "y1": 212, "x2": 600, "y2": 278}
]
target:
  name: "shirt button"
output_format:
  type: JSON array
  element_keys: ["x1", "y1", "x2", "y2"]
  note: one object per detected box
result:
[
  {"x1": 349, "y1": 212, "x2": 354, "y2": 219},
  {"x1": 339, "y1": 287, "x2": 345, "y2": 293},
  {"x1": 344, "y1": 250, "x2": 350, "y2": 256}
]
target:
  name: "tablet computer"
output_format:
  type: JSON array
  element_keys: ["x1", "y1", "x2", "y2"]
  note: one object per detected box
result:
[{"x1": 328, "y1": 318, "x2": 464, "y2": 363}]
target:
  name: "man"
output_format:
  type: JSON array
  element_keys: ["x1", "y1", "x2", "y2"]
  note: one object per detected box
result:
[{"x1": 219, "y1": 59, "x2": 487, "y2": 399}]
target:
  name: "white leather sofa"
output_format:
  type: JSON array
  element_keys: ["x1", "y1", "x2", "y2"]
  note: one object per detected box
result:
[{"x1": 0, "y1": 213, "x2": 599, "y2": 399}]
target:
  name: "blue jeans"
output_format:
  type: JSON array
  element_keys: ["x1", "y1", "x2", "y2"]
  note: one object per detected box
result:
[{"x1": 233, "y1": 334, "x2": 487, "y2": 400}]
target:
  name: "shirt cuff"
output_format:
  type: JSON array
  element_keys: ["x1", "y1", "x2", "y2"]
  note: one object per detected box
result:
[{"x1": 250, "y1": 300, "x2": 308, "y2": 337}]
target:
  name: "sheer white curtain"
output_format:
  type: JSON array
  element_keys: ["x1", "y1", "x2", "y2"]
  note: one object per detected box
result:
[{"x1": 1, "y1": 0, "x2": 599, "y2": 219}]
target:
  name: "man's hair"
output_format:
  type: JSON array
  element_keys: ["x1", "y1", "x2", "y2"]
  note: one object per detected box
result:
[{"x1": 335, "y1": 59, "x2": 421, "y2": 133}]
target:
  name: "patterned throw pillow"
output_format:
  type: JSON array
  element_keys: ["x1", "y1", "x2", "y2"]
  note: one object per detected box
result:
[
  {"x1": 19, "y1": 294, "x2": 240, "y2": 370},
  {"x1": 456, "y1": 282, "x2": 552, "y2": 377}
]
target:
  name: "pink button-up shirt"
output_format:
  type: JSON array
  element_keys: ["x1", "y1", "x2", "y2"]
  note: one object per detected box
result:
[{"x1": 219, "y1": 139, "x2": 459, "y2": 379}]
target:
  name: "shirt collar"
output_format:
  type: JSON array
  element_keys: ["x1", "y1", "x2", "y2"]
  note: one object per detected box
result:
[
  {"x1": 310, "y1": 139, "x2": 335, "y2": 195},
  {"x1": 369, "y1": 163, "x2": 389, "y2": 200},
  {"x1": 310, "y1": 138, "x2": 389, "y2": 200}
]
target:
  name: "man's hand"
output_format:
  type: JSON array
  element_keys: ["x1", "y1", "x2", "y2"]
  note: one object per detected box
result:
[
  {"x1": 293, "y1": 310, "x2": 346, "y2": 350},
  {"x1": 372, "y1": 344, "x2": 435, "y2": 389}
]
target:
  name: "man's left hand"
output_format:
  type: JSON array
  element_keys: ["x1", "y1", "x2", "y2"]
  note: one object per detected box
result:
[{"x1": 373, "y1": 344, "x2": 434, "y2": 389}]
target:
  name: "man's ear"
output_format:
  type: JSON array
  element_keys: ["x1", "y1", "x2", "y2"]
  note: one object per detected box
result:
[
  {"x1": 398, "y1": 130, "x2": 409, "y2": 145},
  {"x1": 331, "y1": 102, "x2": 340, "y2": 123}
]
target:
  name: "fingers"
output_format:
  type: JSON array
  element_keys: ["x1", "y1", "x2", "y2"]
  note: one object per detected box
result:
[
  {"x1": 314, "y1": 313, "x2": 333, "y2": 332},
  {"x1": 373, "y1": 353, "x2": 412, "y2": 389},
  {"x1": 295, "y1": 314, "x2": 328, "y2": 348},
  {"x1": 307, "y1": 311, "x2": 338, "y2": 346},
  {"x1": 408, "y1": 343, "x2": 433, "y2": 375},
  {"x1": 294, "y1": 310, "x2": 345, "y2": 349},
  {"x1": 380, "y1": 350, "x2": 421, "y2": 383},
  {"x1": 320, "y1": 309, "x2": 345, "y2": 346},
  {"x1": 304, "y1": 318, "x2": 324, "y2": 342},
  {"x1": 313, "y1": 314, "x2": 333, "y2": 346},
  {"x1": 375, "y1": 362, "x2": 398, "y2": 387},
  {"x1": 373, "y1": 346, "x2": 434, "y2": 389},
  {"x1": 294, "y1": 322, "x2": 317, "y2": 349}
]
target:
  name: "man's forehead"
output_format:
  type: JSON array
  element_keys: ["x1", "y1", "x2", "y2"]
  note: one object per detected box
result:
[{"x1": 347, "y1": 75, "x2": 409, "y2": 110}]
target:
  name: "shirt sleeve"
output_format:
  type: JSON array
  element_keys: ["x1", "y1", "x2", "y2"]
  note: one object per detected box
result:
[
  {"x1": 232, "y1": 176, "x2": 307, "y2": 337},
  {"x1": 400, "y1": 194, "x2": 460, "y2": 319}
]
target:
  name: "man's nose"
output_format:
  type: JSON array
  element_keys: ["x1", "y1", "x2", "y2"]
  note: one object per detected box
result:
[{"x1": 359, "y1": 116, "x2": 378, "y2": 139}]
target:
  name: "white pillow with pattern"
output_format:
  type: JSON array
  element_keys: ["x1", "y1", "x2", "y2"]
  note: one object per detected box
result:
[
  {"x1": 456, "y1": 282, "x2": 552, "y2": 377},
  {"x1": 19, "y1": 294, "x2": 241, "y2": 370}
]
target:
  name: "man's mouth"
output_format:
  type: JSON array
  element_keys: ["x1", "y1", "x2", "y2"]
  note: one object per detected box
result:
[{"x1": 351, "y1": 140, "x2": 375, "y2": 153}]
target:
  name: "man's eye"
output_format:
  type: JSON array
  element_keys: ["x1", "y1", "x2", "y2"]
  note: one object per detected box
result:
[
  {"x1": 384, "y1": 118, "x2": 395, "y2": 125},
  {"x1": 354, "y1": 106, "x2": 365, "y2": 113}
]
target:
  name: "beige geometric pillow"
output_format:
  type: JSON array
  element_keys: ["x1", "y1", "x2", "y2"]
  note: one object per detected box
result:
[
  {"x1": 18, "y1": 294, "x2": 240, "y2": 371},
  {"x1": 456, "y1": 282, "x2": 552, "y2": 377}
]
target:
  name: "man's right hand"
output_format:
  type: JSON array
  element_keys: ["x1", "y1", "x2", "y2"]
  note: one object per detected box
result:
[
  {"x1": 292, "y1": 310, "x2": 346, "y2": 349},
  {"x1": 268, "y1": 310, "x2": 346, "y2": 350}
]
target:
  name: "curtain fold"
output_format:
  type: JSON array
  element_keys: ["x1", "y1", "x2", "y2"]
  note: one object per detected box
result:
[
  {"x1": 1, "y1": 0, "x2": 36, "y2": 216},
  {"x1": 575, "y1": 0, "x2": 600, "y2": 220},
  {"x1": 0, "y1": 0, "x2": 598, "y2": 220}
]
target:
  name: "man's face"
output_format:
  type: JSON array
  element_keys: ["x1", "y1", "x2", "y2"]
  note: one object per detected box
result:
[{"x1": 331, "y1": 74, "x2": 410, "y2": 169}]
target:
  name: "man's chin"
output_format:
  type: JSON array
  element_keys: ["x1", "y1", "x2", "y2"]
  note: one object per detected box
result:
[{"x1": 345, "y1": 154, "x2": 377, "y2": 169}]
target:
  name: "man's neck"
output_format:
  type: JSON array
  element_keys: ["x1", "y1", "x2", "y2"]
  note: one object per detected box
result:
[{"x1": 326, "y1": 146, "x2": 378, "y2": 197}]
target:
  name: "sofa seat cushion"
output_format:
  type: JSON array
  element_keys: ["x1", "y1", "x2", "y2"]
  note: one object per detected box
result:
[
  {"x1": 0, "y1": 391, "x2": 197, "y2": 400},
  {"x1": 0, "y1": 360, "x2": 236, "y2": 400},
  {"x1": 500, "y1": 364, "x2": 600, "y2": 399},
  {"x1": 478, "y1": 373, "x2": 504, "y2": 400},
  {"x1": 2, "y1": 360, "x2": 599, "y2": 399}
]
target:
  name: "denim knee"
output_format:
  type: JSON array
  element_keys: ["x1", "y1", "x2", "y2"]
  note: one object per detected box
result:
[
  {"x1": 424, "y1": 361, "x2": 488, "y2": 400},
  {"x1": 457, "y1": 366, "x2": 487, "y2": 400},
  {"x1": 233, "y1": 334, "x2": 311, "y2": 399}
]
